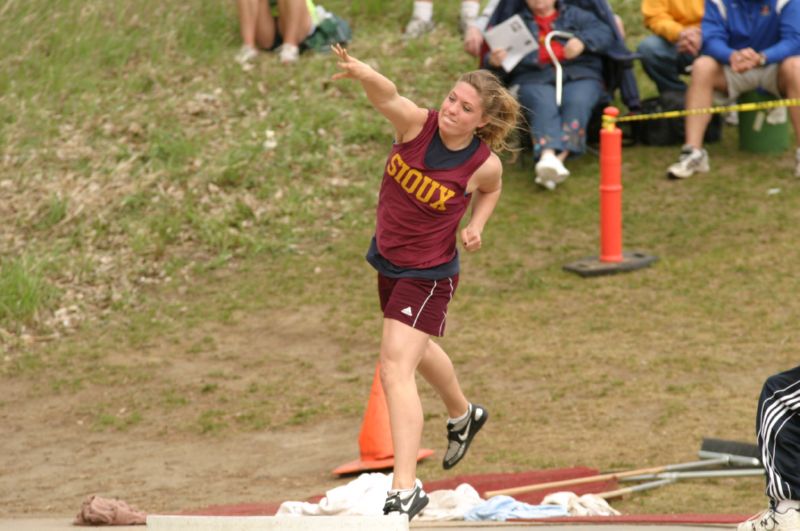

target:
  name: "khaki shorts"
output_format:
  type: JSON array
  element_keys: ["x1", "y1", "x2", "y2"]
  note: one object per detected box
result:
[{"x1": 718, "y1": 64, "x2": 781, "y2": 102}]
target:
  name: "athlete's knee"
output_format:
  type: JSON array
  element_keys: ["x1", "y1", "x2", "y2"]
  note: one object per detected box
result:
[
  {"x1": 379, "y1": 346, "x2": 415, "y2": 388},
  {"x1": 379, "y1": 356, "x2": 404, "y2": 389}
]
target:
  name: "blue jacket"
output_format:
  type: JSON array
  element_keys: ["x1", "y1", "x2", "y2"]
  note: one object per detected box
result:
[
  {"x1": 484, "y1": 3, "x2": 614, "y2": 85},
  {"x1": 702, "y1": 0, "x2": 800, "y2": 64}
]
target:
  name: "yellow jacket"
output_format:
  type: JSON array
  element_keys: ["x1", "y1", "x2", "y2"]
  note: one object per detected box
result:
[{"x1": 641, "y1": 0, "x2": 704, "y2": 43}]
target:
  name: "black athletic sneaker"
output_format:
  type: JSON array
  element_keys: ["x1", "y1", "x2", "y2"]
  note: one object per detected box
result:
[
  {"x1": 442, "y1": 403, "x2": 488, "y2": 469},
  {"x1": 383, "y1": 480, "x2": 429, "y2": 521}
]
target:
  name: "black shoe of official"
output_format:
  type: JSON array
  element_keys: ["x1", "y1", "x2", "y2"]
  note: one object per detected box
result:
[
  {"x1": 442, "y1": 403, "x2": 488, "y2": 470},
  {"x1": 383, "y1": 480, "x2": 429, "y2": 521}
]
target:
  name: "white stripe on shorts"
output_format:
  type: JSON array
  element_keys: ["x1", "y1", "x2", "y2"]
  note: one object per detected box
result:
[
  {"x1": 413, "y1": 280, "x2": 438, "y2": 329},
  {"x1": 437, "y1": 277, "x2": 455, "y2": 336}
]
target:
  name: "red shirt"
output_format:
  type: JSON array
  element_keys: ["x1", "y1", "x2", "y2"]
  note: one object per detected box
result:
[
  {"x1": 375, "y1": 110, "x2": 490, "y2": 269},
  {"x1": 536, "y1": 11, "x2": 565, "y2": 64}
]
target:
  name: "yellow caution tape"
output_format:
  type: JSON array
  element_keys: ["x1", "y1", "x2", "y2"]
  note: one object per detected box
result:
[{"x1": 613, "y1": 98, "x2": 800, "y2": 123}]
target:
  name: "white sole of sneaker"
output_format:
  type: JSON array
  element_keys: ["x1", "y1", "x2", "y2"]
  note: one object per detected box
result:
[
  {"x1": 535, "y1": 177, "x2": 557, "y2": 190},
  {"x1": 535, "y1": 165, "x2": 558, "y2": 182},
  {"x1": 667, "y1": 168, "x2": 709, "y2": 179}
]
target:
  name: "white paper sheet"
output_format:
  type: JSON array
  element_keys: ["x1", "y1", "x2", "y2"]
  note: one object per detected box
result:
[{"x1": 483, "y1": 14, "x2": 538, "y2": 72}]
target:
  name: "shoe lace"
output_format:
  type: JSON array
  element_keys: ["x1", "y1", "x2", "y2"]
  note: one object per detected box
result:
[
  {"x1": 756, "y1": 508, "x2": 779, "y2": 530},
  {"x1": 680, "y1": 149, "x2": 706, "y2": 167},
  {"x1": 447, "y1": 420, "x2": 474, "y2": 448}
]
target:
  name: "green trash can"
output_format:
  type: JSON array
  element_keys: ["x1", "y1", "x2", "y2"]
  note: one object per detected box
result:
[{"x1": 737, "y1": 90, "x2": 789, "y2": 153}]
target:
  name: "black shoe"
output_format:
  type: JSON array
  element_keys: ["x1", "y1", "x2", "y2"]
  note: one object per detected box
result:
[
  {"x1": 383, "y1": 480, "x2": 429, "y2": 521},
  {"x1": 442, "y1": 403, "x2": 488, "y2": 470}
]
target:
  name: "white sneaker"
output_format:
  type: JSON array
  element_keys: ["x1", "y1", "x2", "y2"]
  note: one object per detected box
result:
[
  {"x1": 535, "y1": 152, "x2": 570, "y2": 189},
  {"x1": 403, "y1": 17, "x2": 435, "y2": 39},
  {"x1": 737, "y1": 504, "x2": 800, "y2": 531},
  {"x1": 279, "y1": 44, "x2": 299, "y2": 65},
  {"x1": 534, "y1": 176, "x2": 557, "y2": 190},
  {"x1": 794, "y1": 148, "x2": 800, "y2": 178},
  {"x1": 234, "y1": 45, "x2": 258, "y2": 66},
  {"x1": 667, "y1": 145, "x2": 709, "y2": 179}
]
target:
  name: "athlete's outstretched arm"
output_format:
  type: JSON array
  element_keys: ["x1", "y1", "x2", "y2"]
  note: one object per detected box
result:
[
  {"x1": 331, "y1": 44, "x2": 427, "y2": 143},
  {"x1": 461, "y1": 154, "x2": 502, "y2": 252}
]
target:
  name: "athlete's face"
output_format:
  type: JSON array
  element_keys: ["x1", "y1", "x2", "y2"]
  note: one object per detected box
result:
[{"x1": 439, "y1": 82, "x2": 488, "y2": 137}]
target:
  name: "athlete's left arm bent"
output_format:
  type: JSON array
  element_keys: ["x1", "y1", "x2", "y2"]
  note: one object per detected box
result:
[{"x1": 461, "y1": 154, "x2": 503, "y2": 252}]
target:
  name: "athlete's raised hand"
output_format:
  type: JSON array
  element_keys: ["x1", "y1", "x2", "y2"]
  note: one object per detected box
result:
[
  {"x1": 331, "y1": 44, "x2": 372, "y2": 81},
  {"x1": 329, "y1": 43, "x2": 426, "y2": 142}
]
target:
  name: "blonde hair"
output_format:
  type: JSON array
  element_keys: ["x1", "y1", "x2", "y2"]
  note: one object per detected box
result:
[{"x1": 458, "y1": 70, "x2": 521, "y2": 153}]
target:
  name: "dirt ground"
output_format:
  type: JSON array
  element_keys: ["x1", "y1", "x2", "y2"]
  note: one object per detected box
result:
[
  {"x1": 0, "y1": 402, "x2": 359, "y2": 517},
  {"x1": 0, "y1": 303, "x2": 768, "y2": 519},
  {"x1": 0, "y1": 309, "x2": 365, "y2": 517}
]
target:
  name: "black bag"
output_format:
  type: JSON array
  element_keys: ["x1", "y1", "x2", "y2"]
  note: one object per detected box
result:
[{"x1": 631, "y1": 91, "x2": 722, "y2": 146}]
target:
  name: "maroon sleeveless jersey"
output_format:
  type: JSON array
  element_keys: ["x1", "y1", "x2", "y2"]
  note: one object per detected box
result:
[{"x1": 375, "y1": 109, "x2": 491, "y2": 269}]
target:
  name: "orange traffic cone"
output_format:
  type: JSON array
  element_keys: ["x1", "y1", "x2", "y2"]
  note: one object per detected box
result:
[{"x1": 333, "y1": 363, "x2": 434, "y2": 475}]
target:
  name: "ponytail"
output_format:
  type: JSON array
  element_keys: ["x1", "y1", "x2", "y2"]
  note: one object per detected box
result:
[{"x1": 458, "y1": 70, "x2": 522, "y2": 153}]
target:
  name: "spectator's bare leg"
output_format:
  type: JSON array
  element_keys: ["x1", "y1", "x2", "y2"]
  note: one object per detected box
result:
[
  {"x1": 684, "y1": 56, "x2": 727, "y2": 148},
  {"x1": 276, "y1": 0, "x2": 313, "y2": 48},
  {"x1": 778, "y1": 57, "x2": 800, "y2": 148},
  {"x1": 237, "y1": 0, "x2": 276, "y2": 50}
]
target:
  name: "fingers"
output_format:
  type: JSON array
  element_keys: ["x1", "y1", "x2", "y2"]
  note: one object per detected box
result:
[
  {"x1": 331, "y1": 44, "x2": 354, "y2": 80},
  {"x1": 489, "y1": 48, "x2": 506, "y2": 67},
  {"x1": 464, "y1": 239, "x2": 481, "y2": 252},
  {"x1": 330, "y1": 43, "x2": 350, "y2": 62},
  {"x1": 565, "y1": 38, "x2": 585, "y2": 59},
  {"x1": 461, "y1": 229, "x2": 482, "y2": 252}
]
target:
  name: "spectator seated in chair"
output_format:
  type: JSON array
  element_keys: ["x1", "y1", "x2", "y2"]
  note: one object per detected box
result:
[
  {"x1": 637, "y1": 0, "x2": 704, "y2": 98},
  {"x1": 481, "y1": 0, "x2": 617, "y2": 190}
]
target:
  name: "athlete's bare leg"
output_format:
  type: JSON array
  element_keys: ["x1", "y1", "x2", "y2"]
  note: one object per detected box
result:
[
  {"x1": 418, "y1": 339, "x2": 469, "y2": 418},
  {"x1": 379, "y1": 318, "x2": 429, "y2": 490}
]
